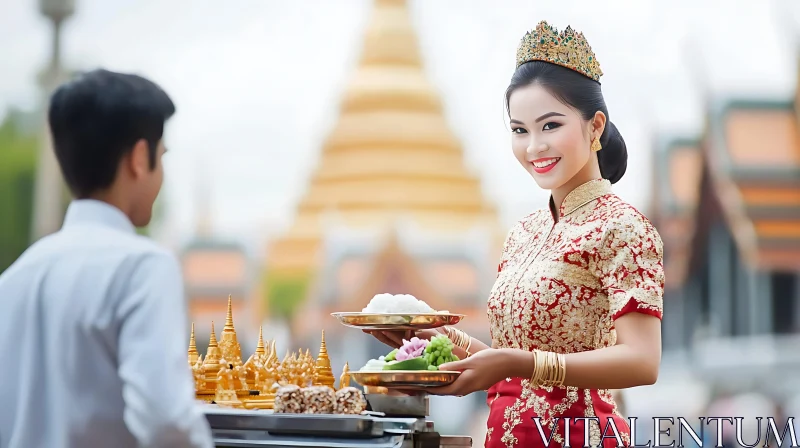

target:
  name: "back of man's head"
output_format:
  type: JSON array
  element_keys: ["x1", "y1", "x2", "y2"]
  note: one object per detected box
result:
[{"x1": 48, "y1": 69, "x2": 176, "y2": 199}]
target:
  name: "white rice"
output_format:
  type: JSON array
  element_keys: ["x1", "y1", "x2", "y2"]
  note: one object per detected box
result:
[
  {"x1": 361, "y1": 293, "x2": 437, "y2": 314},
  {"x1": 360, "y1": 357, "x2": 388, "y2": 371}
]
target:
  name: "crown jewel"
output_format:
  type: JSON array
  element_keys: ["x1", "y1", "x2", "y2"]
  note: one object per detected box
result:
[{"x1": 516, "y1": 21, "x2": 602, "y2": 82}]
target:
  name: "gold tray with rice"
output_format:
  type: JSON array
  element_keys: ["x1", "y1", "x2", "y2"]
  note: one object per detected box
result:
[
  {"x1": 331, "y1": 312, "x2": 464, "y2": 330},
  {"x1": 351, "y1": 370, "x2": 460, "y2": 388}
]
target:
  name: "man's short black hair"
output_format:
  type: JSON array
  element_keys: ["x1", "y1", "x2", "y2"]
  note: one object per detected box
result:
[{"x1": 48, "y1": 69, "x2": 176, "y2": 198}]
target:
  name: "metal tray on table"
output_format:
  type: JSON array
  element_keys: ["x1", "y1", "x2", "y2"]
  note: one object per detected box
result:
[{"x1": 204, "y1": 407, "x2": 384, "y2": 438}]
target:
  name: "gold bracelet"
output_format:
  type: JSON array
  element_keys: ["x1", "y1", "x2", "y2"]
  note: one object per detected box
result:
[
  {"x1": 529, "y1": 350, "x2": 566, "y2": 388},
  {"x1": 445, "y1": 327, "x2": 470, "y2": 351},
  {"x1": 464, "y1": 337, "x2": 473, "y2": 358},
  {"x1": 530, "y1": 351, "x2": 543, "y2": 387}
]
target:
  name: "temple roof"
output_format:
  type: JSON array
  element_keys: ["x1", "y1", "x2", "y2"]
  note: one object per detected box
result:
[
  {"x1": 705, "y1": 98, "x2": 800, "y2": 271},
  {"x1": 655, "y1": 95, "x2": 800, "y2": 276}
]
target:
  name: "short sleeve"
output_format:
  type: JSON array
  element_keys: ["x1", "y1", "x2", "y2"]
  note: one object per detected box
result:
[{"x1": 596, "y1": 216, "x2": 665, "y2": 320}]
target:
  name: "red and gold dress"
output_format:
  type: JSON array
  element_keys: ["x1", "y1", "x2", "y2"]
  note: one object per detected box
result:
[{"x1": 484, "y1": 179, "x2": 664, "y2": 448}]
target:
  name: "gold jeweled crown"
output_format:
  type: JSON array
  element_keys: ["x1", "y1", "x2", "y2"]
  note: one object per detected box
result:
[{"x1": 516, "y1": 21, "x2": 603, "y2": 82}]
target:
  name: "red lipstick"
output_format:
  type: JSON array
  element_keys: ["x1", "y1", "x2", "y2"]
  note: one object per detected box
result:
[{"x1": 530, "y1": 157, "x2": 560, "y2": 174}]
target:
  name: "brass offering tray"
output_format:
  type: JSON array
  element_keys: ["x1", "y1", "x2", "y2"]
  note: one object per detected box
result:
[
  {"x1": 351, "y1": 370, "x2": 460, "y2": 388},
  {"x1": 331, "y1": 312, "x2": 464, "y2": 330}
]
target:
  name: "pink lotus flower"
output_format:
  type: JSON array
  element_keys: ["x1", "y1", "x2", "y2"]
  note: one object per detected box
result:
[{"x1": 396, "y1": 337, "x2": 428, "y2": 361}]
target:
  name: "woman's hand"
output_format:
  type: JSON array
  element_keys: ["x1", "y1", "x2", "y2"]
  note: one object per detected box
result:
[
  {"x1": 362, "y1": 328, "x2": 446, "y2": 349},
  {"x1": 427, "y1": 348, "x2": 533, "y2": 396}
]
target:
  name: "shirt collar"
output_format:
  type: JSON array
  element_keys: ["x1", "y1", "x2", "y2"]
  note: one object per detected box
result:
[
  {"x1": 62, "y1": 199, "x2": 137, "y2": 234},
  {"x1": 549, "y1": 178, "x2": 612, "y2": 220}
]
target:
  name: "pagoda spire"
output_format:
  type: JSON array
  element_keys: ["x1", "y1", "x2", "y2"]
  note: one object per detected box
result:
[
  {"x1": 187, "y1": 322, "x2": 199, "y2": 366},
  {"x1": 203, "y1": 322, "x2": 222, "y2": 375},
  {"x1": 313, "y1": 330, "x2": 335, "y2": 389},
  {"x1": 265, "y1": 0, "x2": 499, "y2": 275},
  {"x1": 224, "y1": 295, "x2": 235, "y2": 332},
  {"x1": 218, "y1": 295, "x2": 243, "y2": 366},
  {"x1": 255, "y1": 326, "x2": 266, "y2": 355}
]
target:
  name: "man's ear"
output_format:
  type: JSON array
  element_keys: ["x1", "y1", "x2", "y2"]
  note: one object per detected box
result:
[{"x1": 127, "y1": 139, "x2": 150, "y2": 179}]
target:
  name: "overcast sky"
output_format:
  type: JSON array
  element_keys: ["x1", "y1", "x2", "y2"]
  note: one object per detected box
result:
[{"x1": 1, "y1": 0, "x2": 798, "y2": 253}]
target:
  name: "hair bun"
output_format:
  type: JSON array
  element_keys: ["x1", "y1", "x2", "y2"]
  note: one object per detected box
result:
[{"x1": 597, "y1": 121, "x2": 627, "y2": 184}]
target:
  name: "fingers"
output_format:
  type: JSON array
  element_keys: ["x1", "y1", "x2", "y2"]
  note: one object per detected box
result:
[
  {"x1": 438, "y1": 358, "x2": 469, "y2": 371},
  {"x1": 415, "y1": 329, "x2": 440, "y2": 340},
  {"x1": 381, "y1": 331, "x2": 410, "y2": 347},
  {"x1": 364, "y1": 331, "x2": 409, "y2": 349},
  {"x1": 368, "y1": 331, "x2": 401, "y2": 349}
]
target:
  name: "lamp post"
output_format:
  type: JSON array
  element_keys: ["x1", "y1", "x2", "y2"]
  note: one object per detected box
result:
[{"x1": 31, "y1": 0, "x2": 75, "y2": 241}]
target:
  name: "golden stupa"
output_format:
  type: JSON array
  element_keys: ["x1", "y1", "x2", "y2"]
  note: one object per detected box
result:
[
  {"x1": 218, "y1": 295, "x2": 243, "y2": 367},
  {"x1": 314, "y1": 330, "x2": 336, "y2": 389},
  {"x1": 201, "y1": 322, "x2": 222, "y2": 391},
  {"x1": 266, "y1": 0, "x2": 498, "y2": 275},
  {"x1": 187, "y1": 322, "x2": 200, "y2": 366},
  {"x1": 193, "y1": 301, "x2": 250, "y2": 403}
]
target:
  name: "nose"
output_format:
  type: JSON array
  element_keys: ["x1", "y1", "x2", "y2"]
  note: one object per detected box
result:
[{"x1": 526, "y1": 139, "x2": 548, "y2": 157}]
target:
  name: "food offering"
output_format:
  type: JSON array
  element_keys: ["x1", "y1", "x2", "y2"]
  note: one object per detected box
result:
[
  {"x1": 350, "y1": 333, "x2": 462, "y2": 389},
  {"x1": 331, "y1": 293, "x2": 464, "y2": 330},
  {"x1": 188, "y1": 295, "x2": 364, "y2": 411},
  {"x1": 272, "y1": 384, "x2": 367, "y2": 415}
]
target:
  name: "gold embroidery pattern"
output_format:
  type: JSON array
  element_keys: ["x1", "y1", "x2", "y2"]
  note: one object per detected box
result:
[
  {"x1": 599, "y1": 389, "x2": 631, "y2": 446},
  {"x1": 583, "y1": 390, "x2": 602, "y2": 447},
  {"x1": 486, "y1": 179, "x2": 663, "y2": 447}
]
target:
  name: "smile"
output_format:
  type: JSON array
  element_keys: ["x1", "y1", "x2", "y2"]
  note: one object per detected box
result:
[{"x1": 530, "y1": 157, "x2": 560, "y2": 174}]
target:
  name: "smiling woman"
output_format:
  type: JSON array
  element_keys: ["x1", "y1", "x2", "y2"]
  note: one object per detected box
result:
[
  {"x1": 505, "y1": 60, "x2": 628, "y2": 212},
  {"x1": 432, "y1": 22, "x2": 662, "y2": 448},
  {"x1": 368, "y1": 20, "x2": 665, "y2": 448}
]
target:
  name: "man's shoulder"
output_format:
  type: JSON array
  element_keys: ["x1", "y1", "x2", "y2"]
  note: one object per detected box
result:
[{"x1": 8, "y1": 228, "x2": 178, "y2": 277}]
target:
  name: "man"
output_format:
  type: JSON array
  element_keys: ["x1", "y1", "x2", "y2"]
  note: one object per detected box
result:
[{"x1": 0, "y1": 69, "x2": 213, "y2": 447}]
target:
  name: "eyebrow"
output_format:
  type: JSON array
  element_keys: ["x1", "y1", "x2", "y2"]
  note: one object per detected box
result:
[
  {"x1": 535, "y1": 112, "x2": 565, "y2": 123},
  {"x1": 509, "y1": 112, "x2": 566, "y2": 125}
]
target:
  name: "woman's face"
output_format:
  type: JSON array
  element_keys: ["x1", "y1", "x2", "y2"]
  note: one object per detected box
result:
[{"x1": 508, "y1": 83, "x2": 599, "y2": 191}]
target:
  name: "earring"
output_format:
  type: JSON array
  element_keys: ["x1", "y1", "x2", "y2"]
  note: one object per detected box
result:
[{"x1": 591, "y1": 138, "x2": 602, "y2": 152}]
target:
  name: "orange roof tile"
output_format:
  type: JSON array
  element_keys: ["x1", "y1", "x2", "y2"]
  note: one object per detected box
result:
[
  {"x1": 739, "y1": 186, "x2": 800, "y2": 207},
  {"x1": 752, "y1": 219, "x2": 800, "y2": 239},
  {"x1": 725, "y1": 109, "x2": 800, "y2": 166}
]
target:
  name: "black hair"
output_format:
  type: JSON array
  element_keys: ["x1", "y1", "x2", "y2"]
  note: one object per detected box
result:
[
  {"x1": 47, "y1": 68, "x2": 176, "y2": 198},
  {"x1": 505, "y1": 61, "x2": 627, "y2": 184}
]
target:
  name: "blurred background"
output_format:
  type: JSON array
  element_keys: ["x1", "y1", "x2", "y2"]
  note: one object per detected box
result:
[{"x1": 2, "y1": 0, "x2": 800, "y2": 443}]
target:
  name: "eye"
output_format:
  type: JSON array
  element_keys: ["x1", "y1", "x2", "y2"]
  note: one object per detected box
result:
[
  {"x1": 511, "y1": 127, "x2": 528, "y2": 134},
  {"x1": 542, "y1": 122, "x2": 562, "y2": 131}
]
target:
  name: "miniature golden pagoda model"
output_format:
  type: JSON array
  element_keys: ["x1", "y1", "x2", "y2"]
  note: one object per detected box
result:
[
  {"x1": 314, "y1": 330, "x2": 336, "y2": 390},
  {"x1": 242, "y1": 328, "x2": 280, "y2": 410},
  {"x1": 188, "y1": 306, "x2": 350, "y2": 409},
  {"x1": 219, "y1": 296, "x2": 243, "y2": 367},
  {"x1": 214, "y1": 362, "x2": 245, "y2": 408},
  {"x1": 196, "y1": 322, "x2": 222, "y2": 400},
  {"x1": 339, "y1": 362, "x2": 351, "y2": 389},
  {"x1": 214, "y1": 297, "x2": 249, "y2": 402},
  {"x1": 187, "y1": 323, "x2": 200, "y2": 366},
  {"x1": 244, "y1": 327, "x2": 269, "y2": 389}
]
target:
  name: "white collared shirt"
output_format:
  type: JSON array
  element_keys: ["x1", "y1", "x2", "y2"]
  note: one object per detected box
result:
[{"x1": 0, "y1": 200, "x2": 213, "y2": 448}]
